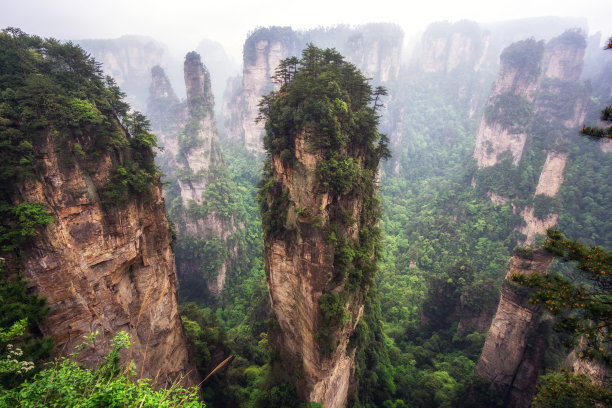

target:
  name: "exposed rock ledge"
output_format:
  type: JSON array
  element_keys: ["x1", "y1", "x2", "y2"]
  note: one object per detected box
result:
[{"x1": 534, "y1": 151, "x2": 567, "y2": 197}]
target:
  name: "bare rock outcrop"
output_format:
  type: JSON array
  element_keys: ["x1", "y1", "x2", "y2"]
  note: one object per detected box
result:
[
  {"x1": 259, "y1": 49, "x2": 385, "y2": 406},
  {"x1": 472, "y1": 31, "x2": 590, "y2": 245},
  {"x1": 264, "y1": 131, "x2": 370, "y2": 407},
  {"x1": 473, "y1": 31, "x2": 588, "y2": 170},
  {"x1": 473, "y1": 38, "x2": 545, "y2": 169},
  {"x1": 534, "y1": 151, "x2": 567, "y2": 196},
  {"x1": 418, "y1": 21, "x2": 488, "y2": 73},
  {"x1": 14, "y1": 132, "x2": 197, "y2": 385},
  {"x1": 476, "y1": 250, "x2": 554, "y2": 407}
]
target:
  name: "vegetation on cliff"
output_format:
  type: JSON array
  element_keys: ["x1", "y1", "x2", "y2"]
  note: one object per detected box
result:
[
  {"x1": 257, "y1": 44, "x2": 389, "y2": 404},
  {"x1": 0, "y1": 27, "x2": 160, "y2": 211},
  {"x1": 0, "y1": 28, "x2": 200, "y2": 404}
]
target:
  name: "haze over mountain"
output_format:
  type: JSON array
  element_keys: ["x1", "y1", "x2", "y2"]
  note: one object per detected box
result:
[{"x1": 1, "y1": 2, "x2": 611, "y2": 408}]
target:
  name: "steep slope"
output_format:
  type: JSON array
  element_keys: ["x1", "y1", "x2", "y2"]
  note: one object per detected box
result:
[
  {"x1": 148, "y1": 53, "x2": 239, "y2": 297},
  {"x1": 472, "y1": 30, "x2": 590, "y2": 245},
  {"x1": 0, "y1": 31, "x2": 196, "y2": 384},
  {"x1": 224, "y1": 24, "x2": 403, "y2": 152},
  {"x1": 258, "y1": 46, "x2": 387, "y2": 407},
  {"x1": 475, "y1": 250, "x2": 553, "y2": 408}
]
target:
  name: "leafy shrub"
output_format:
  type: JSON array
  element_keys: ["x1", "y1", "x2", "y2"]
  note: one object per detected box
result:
[
  {"x1": 0, "y1": 331, "x2": 204, "y2": 407},
  {"x1": 531, "y1": 371, "x2": 611, "y2": 408},
  {"x1": 0, "y1": 202, "x2": 54, "y2": 252}
]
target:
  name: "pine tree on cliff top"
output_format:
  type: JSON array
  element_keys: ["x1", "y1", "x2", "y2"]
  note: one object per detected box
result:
[
  {"x1": 257, "y1": 43, "x2": 390, "y2": 291},
  {"x1": 256, "y1": 44, "x2": 390, "y2": 405}
]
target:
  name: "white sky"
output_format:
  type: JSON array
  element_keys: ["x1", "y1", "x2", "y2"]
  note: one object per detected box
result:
[{"x1": 2, "y1": 0, "x2": 611, "y2": 62}]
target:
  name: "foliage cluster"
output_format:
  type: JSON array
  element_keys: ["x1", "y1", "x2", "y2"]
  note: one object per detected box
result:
[
  {"x1": 512, "y1": 229, "x2": 611, "y2": 366},
  {"x1": 0, "y1": 260, "x2": 53, "y2": 388},
  {"x1": 0, "y1": 202, "x2": 53, "y2": 252},
  {"x1": 531, "y1": 370, "x2": 611, "y2": 408},
  {"x1": 0, "y1": 331, "x2": 204, "y2": 407},
  {"x1": 0, "y1": 28, "x2": 160, "y2": 210},
  {"x1": 484, "y1": 92, "x2": 534, "y2": 131},
  {"x1": 175, "y1": 235, "x2": 227, "y2": 282},
  {"x1": 257, "y1": 45, "x2": 389, "y2": 356},
  {"x1": 499, "y1": 38, "x2": 545, "y2": 78}
]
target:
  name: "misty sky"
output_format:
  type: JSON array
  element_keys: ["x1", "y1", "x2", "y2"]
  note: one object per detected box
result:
[{"x1": 2, "y1": 0, "x2": 611, "y2": 62}]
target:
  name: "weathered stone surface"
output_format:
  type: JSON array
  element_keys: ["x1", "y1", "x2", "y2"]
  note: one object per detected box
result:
[
  {"x1": 473, "y1": 120, "x2": 527, "y2": 167},
  {"x1": 534, "y1": 151, "x2": 567, "y2": 197},
  {"x1": 264, "y1": 130, "x2": 370, "y2": 408},
  {"x1": 476, "y1": 251, "x2": 554, "y2": 407},
  {"x1": 472, "y1": 32, "x2": 590, "y2": 249},
  {"x1": 473, "y1": 33, "x2": 588, "y2": 170},
  {"x1": 541, "y1": 39, "x2": 585, "y2": 82},
  {"x1": 418, "y1": 21, "x2": 486, "y2": 73},
  {"x1": 564, "y1": 348, "x2": 611, "y2": 386},
  {"x1": 518, "y1": 207, "x2": 558, "y2": 246},
  {"x1": 16, "y1": 133, "x2": 197, "y2": 385}
]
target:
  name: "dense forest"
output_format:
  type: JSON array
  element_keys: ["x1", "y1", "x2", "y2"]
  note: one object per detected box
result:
[{"x1": 1, "y1": 17, "x2": 611, "y2": 408}]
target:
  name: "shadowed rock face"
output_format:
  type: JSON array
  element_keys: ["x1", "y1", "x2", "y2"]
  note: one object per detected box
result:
[
  {"x1": 13, "y1": 131, "x2": 197, "y2": 386},
  {"x1": 476, "y1": 250, "x2": 553, "y2": 408}
]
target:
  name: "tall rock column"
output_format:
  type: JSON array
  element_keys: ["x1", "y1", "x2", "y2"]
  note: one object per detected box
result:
[
  {"x1": 223, "y1": 25, "x2": 403, "y2": 152},
  {"x1": 259, "y1": 46, "x2": 387, "y2": 407},
  {"x1": 475, "y1": 250, "x2": 554, "y2": 407},
  {"x1": 472, "y1": 30, "x2": 590, "y2": 245},
  {"x1": 0, "y1": 32, "x2": 197, "y2": 385},
  {"x1": 148, "y1": 53, "x2": 238, "y2": 298}
]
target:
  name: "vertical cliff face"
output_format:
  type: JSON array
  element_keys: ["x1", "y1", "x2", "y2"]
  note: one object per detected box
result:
[
  {"x1": 343, "y1": 24, "x2": 404, "y2": 82},
  {"x1": 473, "y1": 38, "x2": 544, "y2": 169},
  {"x1": 179, "y1": 52, "x2": 221, "y2": 203},
  {"x1": 148, "y1": 66, "x2": 186, "y2": 165},
  {"x1": 259, "y1": 46, "x2": 386, "y2": 407},
  {"x1": 474, "y1": 31, "x2": 588, "y2": 168},
  {"x1": 418, "y1": 21, "x2": 488, "y2": 73},
  {"x1": 472, "y1": 30, "x2": 590, "y2": 245},
  {"x1": 224, "y1": 25, "x2": 403, "y2": 152},
  {"x1": 225, "y1": 28, "x2": 299, "y2": 152},
  {"x1": 16, "y1": 136, "x2": 196, "y2": 384},
  {"x1": 264, "y1": 136, "x2": 365, "y2": 407},
  {"x1": 148, "y1": 53, "x2": 238, "y2": 296},
  {"x1": 475, "y1": 250, "x2": 554, "y2": 407},
  {"x1": 0, "y1": 31, "x2": 197, "y2": 385}
]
